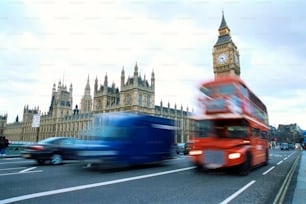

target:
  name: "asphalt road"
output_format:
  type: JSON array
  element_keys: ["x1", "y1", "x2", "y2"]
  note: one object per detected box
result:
[{"x1": 0, "y1": 149, "x2": 300, "y2": 204}]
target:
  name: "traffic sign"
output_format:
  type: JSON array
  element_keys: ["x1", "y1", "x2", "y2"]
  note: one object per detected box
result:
[{"x1": 32, "y1": 114, "x2": 40, "y2": 128}]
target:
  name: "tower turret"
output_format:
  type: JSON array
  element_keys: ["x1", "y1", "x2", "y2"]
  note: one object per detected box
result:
[
  {"x1": 104, "y1": 73, "x2": 108, "y2": 93},
  {"x1": 151, "y1": 70, "x2": 155, "y2": 90},
  {"x1": 80, "y1": 75, "x2": 93, "y2": 113},
  {"x1": 121, "y1": 67, "x2": 125, "y2": 89},
  {"x1": 94, "y1": 76, "x2": 98, "y2": 93}
]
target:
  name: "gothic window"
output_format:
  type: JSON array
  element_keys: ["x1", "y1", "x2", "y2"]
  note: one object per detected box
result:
[
  {"x1": 125, "y1": 94, "x2": 131, "y2": 105},
  {"x1": 147, "y1": 95, "x2": 150, "y2": 107},
  {"x1": 139, "y1": 94, "x2": 142, "y2": 106}
]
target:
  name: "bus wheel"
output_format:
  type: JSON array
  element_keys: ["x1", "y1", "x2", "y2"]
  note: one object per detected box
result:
[
  {"x1": 194, "y1": 163, "x2": 203, "y2": 172},
  {"x1": 239, "y1": 153, "x2": 251, "y2": 176}
]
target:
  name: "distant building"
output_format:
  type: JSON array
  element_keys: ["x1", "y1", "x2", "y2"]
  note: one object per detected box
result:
[
  {"x1": 3, "y1": 65, "x2": 191, "y2": 143},
  {"x1": 276, "y1": 123, "x2": 303, "y2": 143},
  {"x1": 0, "y1": 114, "x2": 7, "y2": 137}
]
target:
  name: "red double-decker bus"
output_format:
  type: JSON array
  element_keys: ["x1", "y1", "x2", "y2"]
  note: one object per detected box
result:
[{"x1": 189, "y1": 76, "x2": 269, "y2": 175}]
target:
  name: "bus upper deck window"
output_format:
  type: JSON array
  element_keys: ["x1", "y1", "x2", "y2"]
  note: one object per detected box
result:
[
  {"x1": 218, "y1": 84, "x2": 235, "y2": 95},
  {"x1": 200, "y1": 86, "x2": 212, "y2": 97}
]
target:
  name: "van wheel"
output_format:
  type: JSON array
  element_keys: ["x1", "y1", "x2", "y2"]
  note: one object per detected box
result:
[
  {"x1": 239, "y1": 153, "x2": 251, "y2": 176},
  {"x1": 50, "y1": 154, "x2": 63, "y2": 165}
]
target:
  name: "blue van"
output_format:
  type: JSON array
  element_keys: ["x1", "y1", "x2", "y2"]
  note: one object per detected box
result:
[{"x1": 76, "y1": 112, "x2": 175, "y2": 167}]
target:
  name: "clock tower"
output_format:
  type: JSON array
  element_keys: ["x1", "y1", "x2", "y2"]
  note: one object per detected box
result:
[{"x1": 213, "y1": 12, "x2": 240, "y2": 78}]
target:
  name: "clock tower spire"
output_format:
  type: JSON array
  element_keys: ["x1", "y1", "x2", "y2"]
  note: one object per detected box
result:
[{"x1": 212, "y1": 12, "x2": 240, "y2": 78}]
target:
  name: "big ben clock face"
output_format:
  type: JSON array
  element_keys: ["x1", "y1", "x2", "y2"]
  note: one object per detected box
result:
[{"x1": 217, "y1": 53, "x2": 228, "y2": 64}]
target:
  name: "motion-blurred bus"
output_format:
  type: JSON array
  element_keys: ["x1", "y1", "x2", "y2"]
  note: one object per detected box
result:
[{"x1": 189, "y1": 76, "x2": 269, "y2": 175}]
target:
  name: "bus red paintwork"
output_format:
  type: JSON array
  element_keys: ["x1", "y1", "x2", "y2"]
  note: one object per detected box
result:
[{"x1": 189, "y1": 76, "x2": 269, "y2": 175}]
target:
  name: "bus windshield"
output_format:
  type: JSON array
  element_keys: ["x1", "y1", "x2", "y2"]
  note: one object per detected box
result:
[
  {"x1": 214, "y1": 119, "x2": 248, "y2": 138},
  {"x1": 190, "y1": 119, "x2": 249, "y2": 139},
  {"x1": 215, "y1": 125, "x2": 248, "y2": 138}
]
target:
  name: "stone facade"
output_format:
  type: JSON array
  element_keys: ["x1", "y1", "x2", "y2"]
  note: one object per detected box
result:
[
  {"x1": 276, "y1": 124, "x2": 303, "y2": 143},
  {"x1": 3, "y1": 64, "x2": 191, "y2": 143},
  {"x1": 0, "y1": 114, "x2": 7, "y2": 137}
]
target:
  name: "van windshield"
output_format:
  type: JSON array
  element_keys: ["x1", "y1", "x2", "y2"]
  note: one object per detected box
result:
[{"x1": 84, "y1": 126, "x2": 129, "y2": 141}]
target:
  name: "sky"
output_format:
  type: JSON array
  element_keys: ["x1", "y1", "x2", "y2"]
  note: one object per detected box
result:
[{"x1": 0, "y1": 0, "x2": 306, "y2": 129}]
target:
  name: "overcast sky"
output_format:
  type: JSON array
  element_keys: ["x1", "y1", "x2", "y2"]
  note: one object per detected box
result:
[{"x1": 1, "y1": 0, "x2": 306, "y2": 129}]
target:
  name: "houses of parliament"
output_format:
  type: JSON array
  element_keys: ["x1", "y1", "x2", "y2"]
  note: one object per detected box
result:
[
  {"x1": 0, "y1": 13, "x2": 241, "y2": 143},
  {"x1": 1, "y1": 64, "x2": 191, "y2": 143}
]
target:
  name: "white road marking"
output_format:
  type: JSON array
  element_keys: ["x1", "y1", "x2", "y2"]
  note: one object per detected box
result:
[
  {"x1": 19, "y1": 167, "x2": 37, "y2": 173},
  {"x1": 0, "y1": 166, "x2": 195, "y2": 204},
  {"x1": 262, "y1": 166, "x2": 275, "y2": 175},
  {"x1": 0, "y1": 167, "x2": 27, "y2": 171},
  {"x1": 288, "y1": 152, "x2": 296, "y2": 158},
  {"x1": 277, "y1": 160, "x2": 283, "y2": 165},
  {"x1": 0, "y1": 161, "x2": 34, "y2": 165},
  {"x1": 0, "y1": 170, "x2": 42, "y2": 177},
  {"x1": 1, "y1": 158, "x2": 20, "y2": 160},
  {"x1": 219, "y1": 180, "x2": 256, "y2": 204}
]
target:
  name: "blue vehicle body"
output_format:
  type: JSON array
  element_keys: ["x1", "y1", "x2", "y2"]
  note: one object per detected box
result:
[{"x1": 76, "y1": 112, "x2": 175, "y2": 166}]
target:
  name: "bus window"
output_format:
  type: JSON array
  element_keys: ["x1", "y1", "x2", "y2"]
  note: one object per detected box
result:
[
  {"x1": 227, "y1": 126, "x2": 248, "y2": 138},
  {"x1": 190, "y1": 120, "x2": 212, "y2": 138},
  {"x1": 240, "y1": 84, "x2": 248, "y2": 97},
  {"x1": 252, "y1": 128, "x2": 260, "y2": 137},
  {"x1": 215, "y1": 126, "x2": 227, "y2": 137},
  {"x1": 261, "y1": 131, "x2": 268, "y2": 139},
  {"x1": 200, "y1": 86, "x2": 213, "y2": 97},
  {"x1": 218, "y1": 84, "x2": 235, "y2": 95}
]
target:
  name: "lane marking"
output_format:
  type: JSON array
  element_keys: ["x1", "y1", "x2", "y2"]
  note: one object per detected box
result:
[
  {"x1": 220, "y1": 180, "x2": 256, "y2": 204},
  {"x1": 0, "y1": 166, "x2": 195, "y2": 204},
  {"x1": 1, "y1": 158, "x2": 21, "y2": 160},
  {"x1": 19, "y1": 167, "x2": 37, "y2": 173},
  {"x1": 0, "y1": 161, "x2": 34, "y2": 165},
  {"x1": 273, "y1": 152, "x2": 301, "y2": 204},
  {"x1": 0, "y1": 170, "x2": 42, "y2": 177},
  {"x1": 0, "y1": 167, "x2": 27, "y2": 171},
  {"x1": 262, "y1": 166, "x2": 275, "y2": 175},
  {"x1": 276, "y1": 151, "x2": 296, "y2": 166},
  {"x1": 288, "y1": 152, "x2": 296, "y2": 158}
]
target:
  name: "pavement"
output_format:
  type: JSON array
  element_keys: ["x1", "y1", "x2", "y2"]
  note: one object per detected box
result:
[
  {"x1": 292, "y1": 150, "x2": 306, "y2": 204},
  {"x1": 1, "y1": 150, "x2": 306, "y2": 203}
]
